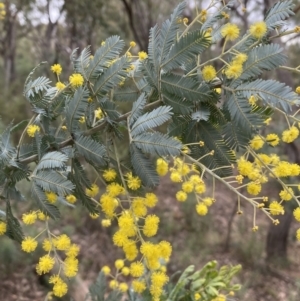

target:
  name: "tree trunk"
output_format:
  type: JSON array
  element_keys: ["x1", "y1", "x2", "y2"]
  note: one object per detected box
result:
[{"x1": 3, "y1": 0, "x2": 17, "y2": 87}]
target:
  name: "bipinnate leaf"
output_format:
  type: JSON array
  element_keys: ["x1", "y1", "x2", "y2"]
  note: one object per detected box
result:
[
  {"x1": 74, "y1": 135, "x2": 108, "y2": 166},
  {"x1": 65, "y1": 86, "x2": 89, "y2": 132},
  {"x1": 37, "y1": 151, "x2": 68, "y2": 171},
  {"x1": 162, "y1": 30, "x2": 211, "y2": 72},
  {"x1": 129, "y1": 93, "x2": 147, "y2": 126},
  {"x1": 31, "y1": 183, "x2": 60, "y2": 219},
  {"x1": 32, "y1": 170, "x2": 74, "y2": 196},
  {"x1": 130, "y1": 144, "x2": 159, "y2": 188},
  {"x1": 131, "y1": 106, "x2": 173, "y2": 136},
  {"x1": 87, "y1": 36, "x2": 125, "y2": 79},
  {"x1": 6, "y1": 199, "x2": 24, "y2": 243},
  {"x1": 235, "y1": 79, "x2": 300, "y2": 112},
  {"x1": 132, "y1": 132, "x2": 181, "y2": 157}
]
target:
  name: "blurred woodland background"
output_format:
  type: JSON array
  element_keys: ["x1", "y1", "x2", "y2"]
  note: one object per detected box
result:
[{"x1": 1, "y1": 0, "x2": 300, "y2": 300}]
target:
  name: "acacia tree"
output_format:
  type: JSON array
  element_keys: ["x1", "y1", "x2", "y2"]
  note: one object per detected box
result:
[{"x1": 1, "y1": 0, "x2": 300, "y2": 300}]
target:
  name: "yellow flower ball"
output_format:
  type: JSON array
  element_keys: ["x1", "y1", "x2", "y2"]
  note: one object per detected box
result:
[
  {"x1": 249, "y1": 21, "x2": 267, "y2": 39},
  {"x1": 221, "y1": 23, "x2": 240, "y2": 41},
  {"x1": 69, "y1": 73, "x2": 84, "y2": 88},
  {"x1": 196, "y1": 203, "x2": 208, "y2": 215},
  {"x1": 51, "y1": 64, "x2": 62, "y2": 75},
  {"x1": 202, "y1": 65, "x2": 216, "y2": 81}
]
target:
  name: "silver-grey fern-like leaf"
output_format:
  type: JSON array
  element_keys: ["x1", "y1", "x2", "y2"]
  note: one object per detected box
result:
[
  {"x1": 24, "y1": 76, "x2": 52, "y2": 99},
  {"x1": 162, "y1": 91, "x2": 193, "y2": 115},
  {"x1": 32, "y1": 170, "x2": 74, "y2": 195},
  {"x1": 232, "y1": 44, "x2": 287, "y2": 84},
  {"x1": 160, "y1": 1, "x2": 186, "y2": 64},
  {"x1": 31, "y1": 182, "x2": 60, "y2": 219},
  {"x1": 265, "y1": 0, "x2": 294, "y2": 29},
  {"x1": 226, "y1": 93, "x2": 263, "y2": 136},
  {"x1": 130, "y1": 144, "x2": 159, "y2": 188},
  {"x1": 235, "y1": 79, "x2": 300, "y2": 112},
  {"x1": 65, "y1": 86, "x2": 89, "y2": 132},
  {"x1": 133, "y1": 132, "x2": 181, "y2": 156},
  {"x1": 162, "y1": 30, "x2": 211, "y2": 72},
  {"x1": 131, "y1": 106, "x2": 173, "y2": 137},
  {"x1": 86, "y1": 36, "x2": 125, "y2": 79},
  {"x1": 74, "y1": 135, "x2": 108, "y2": 166},
  {"x1": 36, "y1": 151, "x2": 68, "y2": 171},
  {"x1": 129, "y1": 93, "x2": 147, "y2": 127},
  {"x1": 94, "y1": 57, "x2": 130, "y2": 96},
  {"x1": 161, "y1": 74, "x2": 213, "y2": 102},
  {"x1": 148, "y1": 24, "x2": 161, "y2": 72},
  {"x1": 74, "y1": 46, "x2": 91, "y2": 79}
]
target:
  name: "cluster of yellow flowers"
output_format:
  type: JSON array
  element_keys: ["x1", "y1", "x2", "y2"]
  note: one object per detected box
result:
[
  {"x1": 236, "y1": 147, "x2": 300, "y2": 231},
  {"x1": 71, "y1": 166, "x2": 171, "y2": 300},
  {"x1": 20, "y1": 210, "x2": 80, "y2": 297},
  {"x1": 51, "y1": 63, "x2": 84, "y2": 90},
  {"x1": 157, "y1": 157, "x2": 215, "y2": 216}
]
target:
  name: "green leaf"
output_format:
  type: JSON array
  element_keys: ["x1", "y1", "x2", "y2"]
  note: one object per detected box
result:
[
  {"x1": 265, "y1": 0, "x2": 294, "y2": 29},
  {"x1": 161, "y1": 74, "x2": 213, "y2": 102},
  {"x1": 133, "y1": 132, "x2": 181, "y2": 156},
  {"x1": 87, "y1": 36, "x2": 125, "y2": 79},
  {"x1": 75, "y1": 135, "x2": 108, "y2": 166},
  {"x1": 6, "y1": 199, "x2": 24, "y2": 243},
  {"x1": 130, "y1": 144, "x2": 159, "y2": 188},
  {"x1": 32, "y1": 170, "x2": 74, "y2": 195},
  {"x1": 131, "y1": 106, "x2": 173, "y2": 136},
  {"x1": 235, "y1": 79, "x2": 300, "y2": 112},
  {"x1": 129, "y1": 93, "x2": 147, "y2": 126},
  {"x1": 36, "y1": 151, "x2": 68, "y2": 171},
  {"x1": 94, "y1": 57, "x2": 130, "y2": 96},
  {"x1": 31, "y1": 182, "x2": 60, "y2": 219},
  {"x1": 162, "y1": 30, "x2": 210, "y2": 71},
  {"x1": 65, "y1": 86, "x2": 89, "y2": 132}
]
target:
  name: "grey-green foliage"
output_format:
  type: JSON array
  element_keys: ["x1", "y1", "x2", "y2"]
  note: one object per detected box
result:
[
  {"x1": 265, "y1": 0, "x2": 295, "y2": 29},
  {"x1": 0, "y1": 0, "x2": 299, "y2": 242},
  {"x1": 87, "y1": 262, "x2": 241, "y2": 301},
  {"x1": 165, "y1": 261, "x2": 241, "y2": 301}
]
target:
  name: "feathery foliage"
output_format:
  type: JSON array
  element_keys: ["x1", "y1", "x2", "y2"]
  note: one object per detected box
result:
[{"x1": 1, "y1": 1, "x2": 300, "y2": 299}]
